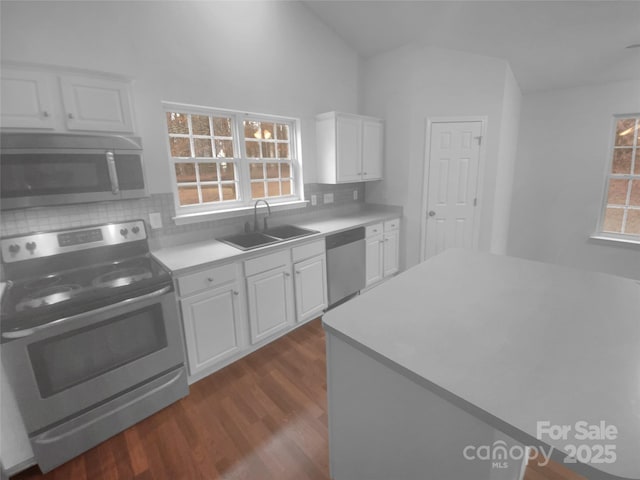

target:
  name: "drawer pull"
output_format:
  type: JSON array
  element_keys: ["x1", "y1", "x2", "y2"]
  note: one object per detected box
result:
[
  {"x1": 233, "y1": 290, "x2": 239, "y2": 296},
  {"x1": 207, "y1": 277, "x2": 214, "y2": 282},
  {"x1": 285, "y1": 272, "x2": 291, "y2": 277}
]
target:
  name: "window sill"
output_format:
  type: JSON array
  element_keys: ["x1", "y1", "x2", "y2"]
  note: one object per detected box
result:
[
  {"x1": 588, "y1": 234, "x2": 640, "y2": 246},
  {"x1": 172, "y1": 200, "x2": 309, "y2": 226}
]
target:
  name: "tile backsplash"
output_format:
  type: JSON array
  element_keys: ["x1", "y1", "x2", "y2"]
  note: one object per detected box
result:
[{"x1": 0, "y1": 183, "x2": 365, "y2": 246}]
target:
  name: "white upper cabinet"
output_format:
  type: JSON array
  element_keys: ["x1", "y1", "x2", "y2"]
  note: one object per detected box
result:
[
  {"x1": 1, "y1": 68, "x2": 56, "y2": 129},
  {"x1": 316, "y1": 111, "x2": 384, "y2": 184},
  {"x1": 1, "y1": 64, "x2": 135, "y2": 133},
  {"x1": 60, "y1": 75, "x2": 134, "y2": 133}
]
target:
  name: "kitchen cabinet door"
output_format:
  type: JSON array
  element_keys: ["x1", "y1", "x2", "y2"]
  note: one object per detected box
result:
[
  {"x1": 246, "y1": 265, "x2": 295, "y2": 344},
  {"x1": 60, "y1": 75, "x2": 135, "y2": 133},
  {"x1": 336, "y1": 115, "x2": 363, "y2": 183},
  {"x1": 365, "y1": 234, "x2": 384, "y2": 287},
  {"x1": 294, "y1": 254, "x2": 328, "y2": 323},
  {"x1": 362, "y1": 119, "x2": 383, "y2": 181},
  {"x1": 1, "y1": 68, "x2": 55, "y2": 129},
  {"x1": 383, "y1": 230, "x2": 400, "y2": 278},
  {"x1": 181, "y1": 283, "x2": 245, "y2": 376}
]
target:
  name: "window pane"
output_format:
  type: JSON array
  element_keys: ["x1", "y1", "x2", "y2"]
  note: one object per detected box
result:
[
  {"x1": 199, "y1": 163, "x2": 217, "y2": 181},
  {"x1": 178, "y1": 186, "x2": 199, "y2": 205},
  {"x1": 607, "y1": 179, "x2": 629, "y2": 205},
  {"x1": 244, "y1": 121, "x2": 260, "y2": 139},
  {"x1": 603, "y1": 208, "x2": 624, "y2": 233},
  {"x1": 219, "y1": 162, "x2": 235, "y2": 181},
  {"x1": 221, "y1": 184, "x2": 237, "y2": 201},
  {"x1": 191, "y1": 115, "x2": 210, "y2": 135},
  {"x1": 215, "y1": 139, "x2": 234, "y2": 158},
  {"x1": 611, "y1": 149, "x2": 632, "y2": 174},
  {"x1": 166, "y1": 112, "x2": 189, "y2": 134},
  {"x1": 194, "y1": 138, "x2": 213, "y2": 157},
  {"x1": 281, "y1": 163, "x2": 290, "y2": 178},
  {"x1": 246, "y1": 141, "x2": 260, "y2": 158},
  {"x1": 630, "y1": 180, "x2": 640, "y2": 207},
  {"x1": 261, "y1": 142, "x2": 276, "y2": 158},
  {"x1": 251, "y1": 182, "x2": 265, "y2": 199},
  {"x1": 250, "y1": 163, "x2": 264, "y2": 179},
  {"x1": 169, "y1": 137, "x2": 191, "y2": 157},
  {"x1": 213, "y1": 117, "x2": 232, "y2": 137},
  {"x1": 276, "y1": 123, "x2": 289, "y2": 140},
  {"x1": 261, "y1": 122, "x2": 274, "y2": 140},
  {"x1": 267, "y1": 181, "x2": 280, "y2": 197},
  {"x1": 282, "y1": 180, "x2": 291, "y2": 195},
  {"x1": 615, "y1": 118, "x2": 636, "y2": 146},
  {"x1": 626, "y1": 209, "x2": 640, "y2": 234},
  {"x1": 266, "y1": 163, "x2": 279, "y2": 179},
  {"x1": 277, "y1": 143, "x2": 289, "y2": 159},
  {"x1": 201, "y1": 185, "x2": 220, "y2": 203},
  {"x1": 175, "y1": 163, "x2": 196, "y2": 182}
]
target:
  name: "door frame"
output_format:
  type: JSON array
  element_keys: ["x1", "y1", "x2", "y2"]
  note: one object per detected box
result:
[{"x1": 420, "y1": 116, "x2": 488, "y2": 262}]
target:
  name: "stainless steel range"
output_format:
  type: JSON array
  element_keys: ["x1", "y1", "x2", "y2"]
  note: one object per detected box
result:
[{"x1": 0, "y1": 220, "x2": 188, "y2": 473}]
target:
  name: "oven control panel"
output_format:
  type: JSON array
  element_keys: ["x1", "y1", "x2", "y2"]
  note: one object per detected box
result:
[{"x1": 1, "y1": 220, "x2": 147, "y2": 263}]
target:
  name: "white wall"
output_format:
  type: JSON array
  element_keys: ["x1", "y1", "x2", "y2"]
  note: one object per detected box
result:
[
  {"x1": 0, "y1": 0, "x2": 360, "y2": 191},
  {"x1": 508, "y1": 80, "x2": 640, "y2": 280},
  {"x1": 361, "y1": 44, "x2": 521, "y2": 269}
]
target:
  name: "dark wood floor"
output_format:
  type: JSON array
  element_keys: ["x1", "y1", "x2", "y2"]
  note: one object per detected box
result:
[
  {"x1": 13, "y1": 318, "x2": 330, "y2": 480},
  {"x1": 11, "y1": 317, "x2": 584, "y2": 480}
]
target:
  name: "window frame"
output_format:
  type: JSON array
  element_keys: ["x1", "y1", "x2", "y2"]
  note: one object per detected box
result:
[
  {"x1": 594, "y1": 114, "x2": 640, "y2": 244},
  {"x1": 162, "y1": 102, "x2": 304, "y2": 221}
]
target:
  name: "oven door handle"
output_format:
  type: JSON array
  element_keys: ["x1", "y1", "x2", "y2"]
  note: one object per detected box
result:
[{"x1": 2, "y1": 285, "x2": 172, "y2": 340}]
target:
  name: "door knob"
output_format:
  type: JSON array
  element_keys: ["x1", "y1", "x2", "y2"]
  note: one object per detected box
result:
[{"x1": 428, "y1": 210, "x2": 436, "y2": 217}]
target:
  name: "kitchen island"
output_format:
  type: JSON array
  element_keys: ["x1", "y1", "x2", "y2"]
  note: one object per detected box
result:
[{"x1": 322, "y1": 249, "x2": 640, "y2": 480}]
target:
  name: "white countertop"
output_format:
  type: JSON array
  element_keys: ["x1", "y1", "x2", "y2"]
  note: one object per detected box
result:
[
  {"x1": 152, "y1": 208, "x2": 400, "y2": 274},
  {"x1": 322, "y1": 249, "x2": 640, "y2": 480}
]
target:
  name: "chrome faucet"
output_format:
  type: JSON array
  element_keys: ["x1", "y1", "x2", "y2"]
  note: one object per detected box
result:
[{"x1": 253, "y1": 199, "x2": 271, "y2": 231}]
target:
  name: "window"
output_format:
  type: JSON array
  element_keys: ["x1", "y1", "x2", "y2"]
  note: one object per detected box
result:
[
  {"x1": 164, "y1": 103, "x2": 301, "y2": 216},
  {"x1": 597, "y1": 116, "x2": 640, "y2": 239}
]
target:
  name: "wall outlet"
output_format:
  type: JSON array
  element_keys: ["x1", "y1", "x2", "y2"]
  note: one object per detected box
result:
[
  {"x1": 324, "y1": 193, "x2": 334, "y2": 204},
  {"x1": 353, "y1": 189, "x2": 358, "y2": 201},
  {"x1": 149, "y1": 212, "x2": 163, "y2": 229},
  {"x1": 311, "y1": 194, "x2": 317, "y2": 206}
]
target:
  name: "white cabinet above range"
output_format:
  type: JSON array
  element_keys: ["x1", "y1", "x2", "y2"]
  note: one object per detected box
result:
[
  {"x1": 316, "y1": 111, "x2": 384, "y2": 184},
  {"x1": 1, "y1": 64, "x2": 136, "y2": 133}
]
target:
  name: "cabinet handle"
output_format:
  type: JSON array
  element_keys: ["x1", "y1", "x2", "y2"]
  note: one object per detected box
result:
[
  {"x1": 363, "y1": 172, "x2": 368, "y2": 175},
  {"x1": 285, "y1": 272, "x2": 291, "y2": 277},
  {"x1": 68, "y1": 113, "x2": 74, "y2": 119},
  {"x1": 295, "y1": 270, "x2": 301, "y2": 275},
  {"x1": 42, "y1": 111, "x2": 49, "y2": 118},
  {"x1": 207, "y1": 277, "x2": 214, "y2": 282},
  {"x1": 233, "y1": 290, "x2": 239, "y2": 296}
]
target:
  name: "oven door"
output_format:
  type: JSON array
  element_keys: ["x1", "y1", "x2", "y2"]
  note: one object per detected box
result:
[
  {"x1": 0, "y1": 148, "x2": 146, "y2": 209},
  {"x1": 1, "y1": 285, "x2": 184, "y2": 433}
]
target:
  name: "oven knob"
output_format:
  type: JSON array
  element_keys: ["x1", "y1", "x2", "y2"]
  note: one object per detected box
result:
[
  {"x1": 120, "y1": 228, "x2": 129, "y2": 237},
  {"x1": 25, "y1": 242, "x2": 36, "y2": 253},
  {"x1": 8, "y1": 244, "x2": 20, "y2": 254},
  {"x1": 132, "y1": 226, "x2": 140, "y2": 234}
]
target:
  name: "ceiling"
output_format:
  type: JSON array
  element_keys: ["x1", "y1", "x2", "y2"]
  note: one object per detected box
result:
[{"x1": 303, "y1": 0, "x2": 640, "y2": 93}]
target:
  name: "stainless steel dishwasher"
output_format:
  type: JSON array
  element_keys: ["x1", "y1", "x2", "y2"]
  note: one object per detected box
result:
[{"x1": 325, "y1": 227, "x2": 366, "y2": 308}]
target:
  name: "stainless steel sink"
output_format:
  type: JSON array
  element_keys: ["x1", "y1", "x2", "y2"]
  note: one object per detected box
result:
[
  {"x1": 264, "y1": 224, "x2": 319, "y2": 240},
  {"x1": 217, "y1": 232, "x2": 280, "y2": 250},
  {"x1": 217, "y1": 225, "x2": 319, "y2": 250}
]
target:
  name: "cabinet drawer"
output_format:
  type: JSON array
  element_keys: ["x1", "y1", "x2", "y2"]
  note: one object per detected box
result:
[
  {"x1": 366, "y1": 223, "x2": 383, "y2": 237},
  {"x1": 384, "y1": 218, "x2": 400, "y2": 232},
  {"x1": 292, "y1": 239, "x2": 325, "y2": 263},
  {"x1": 244, "y1": 249, "x2": 290, "y2": 277},
  {"x1": 177, "y1": 263, "x2": 238, "y2": 296}
]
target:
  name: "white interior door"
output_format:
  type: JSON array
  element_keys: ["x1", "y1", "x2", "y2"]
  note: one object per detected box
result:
[{"x1": 422, "y1": 121, "x2": 482, "y2": 260}]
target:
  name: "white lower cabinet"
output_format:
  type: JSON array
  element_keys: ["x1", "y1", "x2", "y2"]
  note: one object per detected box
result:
[
  {"x1": 245, "y1": 250, "x2": 295, "y2": 344},
  {"x1": 366, "y1": 219, "x2": 400, "y2": 287},
  {"x1": 177, "y1": 263, "x2": 246, "y2": 379},
  {"x1": 292, "y1": 240, "x2": 328, "y2": 323}
]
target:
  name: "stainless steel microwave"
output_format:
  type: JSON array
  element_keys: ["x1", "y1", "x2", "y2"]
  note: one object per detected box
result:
[{"x1": 1, "y1": 133, "x2": 147, "y2": 209}]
